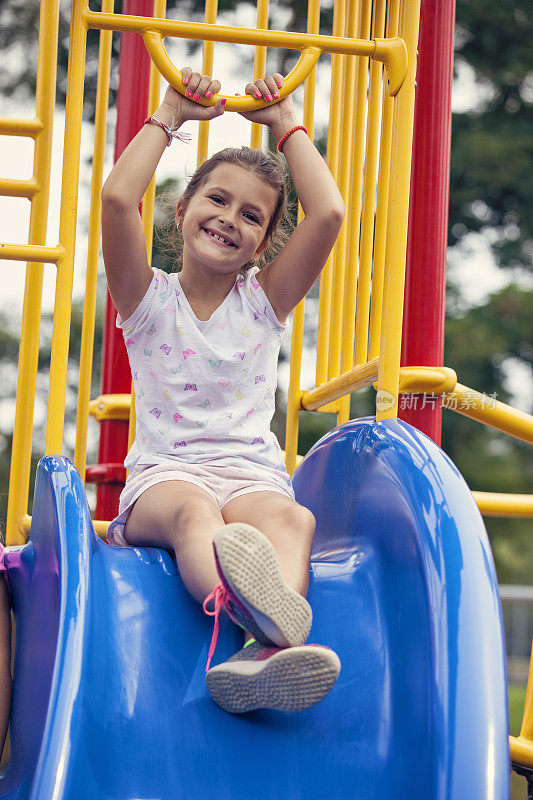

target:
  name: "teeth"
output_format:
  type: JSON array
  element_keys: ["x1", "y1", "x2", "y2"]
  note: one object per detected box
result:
[{"x1": 206, "y1": 229, "x2": 233, "y2": 246}]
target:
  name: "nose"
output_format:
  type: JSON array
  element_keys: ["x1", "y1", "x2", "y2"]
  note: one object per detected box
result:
[{"x1": 218, "y1": 207, "x2": 238, "y2": 229}]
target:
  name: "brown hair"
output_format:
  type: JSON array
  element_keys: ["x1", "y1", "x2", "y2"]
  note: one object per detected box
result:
[{"x1": 158, "y1": 147, "x2": 294, "y2": 273}]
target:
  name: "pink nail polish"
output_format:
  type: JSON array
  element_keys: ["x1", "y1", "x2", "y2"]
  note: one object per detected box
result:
[
  {"x1": 186, "y1": 91, "x2": 192, "y2": 98},
  {"x1": 276, "y1": 81, "x2": 282, "y2": 88},
  {"x1": 255, "y1": 92, "x2": 261, "y2": 98},
  {"x1": 221, "y1": 98, "x2": 227, "y2": 105},
  {"x1": 183, "y1": 77, "x2": 189, "y2": 85},
  {"x1": 273, "y1": 92, "x2": 279, "y2": 98},
  {"x1": 266, "y1": 95, "x2": 272, "y2": 102},
  {"x1": 205, "y1": 91, "x2": 212, "y2": 98},
  {"x1": 194, "y1": 94, "x2": 201, "y2": 101}
]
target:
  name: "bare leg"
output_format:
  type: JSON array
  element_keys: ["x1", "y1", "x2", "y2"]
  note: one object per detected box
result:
[
  {"x1": 221, "y1": 492, "x2": 316, "y2": 597},
  {"x1": 123, "y1": 480, "x2": 226, "y2": 604},
  {"x1": 0, "y1": 578, "x2": 12, "y2": 759}
]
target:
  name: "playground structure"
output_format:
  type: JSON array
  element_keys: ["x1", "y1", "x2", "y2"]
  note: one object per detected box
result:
[{"x1": 0, "y1": 0, "x2": 533, "y2": 797}]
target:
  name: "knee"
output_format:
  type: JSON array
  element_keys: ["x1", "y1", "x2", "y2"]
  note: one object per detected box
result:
[
  {"x1": 169, "y1": 497, "x2": 222, "y2": 540},
  {"x1": 282, "y1": 503, "x2": 316, "y2": 543}
]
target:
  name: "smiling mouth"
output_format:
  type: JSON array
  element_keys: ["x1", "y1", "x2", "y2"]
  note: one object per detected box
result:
[{"x1": 202, "y1": 228, "x2": 237, "y2": 248}]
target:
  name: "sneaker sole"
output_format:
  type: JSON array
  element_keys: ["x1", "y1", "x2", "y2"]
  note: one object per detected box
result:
[
  {"x1": 213, "y1": 523, "x2": 312, "y2": 647},
  {"x1": 206, "y1": 645, "x2": 341, "y2": 714}
]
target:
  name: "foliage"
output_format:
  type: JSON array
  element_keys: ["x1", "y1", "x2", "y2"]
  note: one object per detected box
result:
[{"x1": 451, "y1": 0, "x2": 533, "y2": 269}]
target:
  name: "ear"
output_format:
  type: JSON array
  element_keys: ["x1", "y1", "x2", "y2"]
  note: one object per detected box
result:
[
  {"x1": 175, "y1": 199, "x2": 185, "y2": 229},
  {"x1": 255, "y1": 236, "x2": 271, "y2": 258}
]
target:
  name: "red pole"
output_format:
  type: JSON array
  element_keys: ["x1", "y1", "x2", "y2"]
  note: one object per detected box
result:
[
  {"x1": 398, "y1": 0, "x2": 456, "y2": 446},
  {"x1": 91, "y1": 0, "x2": 153, "y2": 521}
]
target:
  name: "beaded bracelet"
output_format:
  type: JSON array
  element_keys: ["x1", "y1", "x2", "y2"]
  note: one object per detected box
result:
[
  {"x1": 143, "y1": 116, "x2": 192, "y2": 146},
  {"x1": 277, "y1": 125, "x2": 308, "y2": 153}
]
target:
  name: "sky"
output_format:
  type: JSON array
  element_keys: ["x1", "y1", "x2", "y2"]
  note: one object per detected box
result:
[{"x1": 0, "y1": 28, "x2": 531, "y2": 413}]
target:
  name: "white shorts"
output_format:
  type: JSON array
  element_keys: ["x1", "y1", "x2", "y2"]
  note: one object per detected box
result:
[{"x1": 106, "y1": 460, "x2": 295, "y2": 547}]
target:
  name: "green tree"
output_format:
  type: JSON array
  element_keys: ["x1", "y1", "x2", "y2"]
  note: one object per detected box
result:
[{"x1": 451, "y1": 0, "x2": 533, "y2": 269}]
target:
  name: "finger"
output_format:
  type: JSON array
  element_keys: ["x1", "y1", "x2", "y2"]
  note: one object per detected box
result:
[
  {"x1": 181, "y1": 66, "x2": 193, "y2": 87},
  {"x1": 263, "y1": 75, "x2": 279, "y2": 99},
  {"x1": 245, "y1": 82, "x2": 262, "y2": 99},
  {"x1": 191, "y1": 74, "x2": 214, "y2": 100},
  {"x1": 253, "y1": 78, "x2": 271, "y2": 100},
  {"x1": 184, "y1": 71, "x2": 202, "y2": 99},
  {"x1": 203, "y1": 97, "x2": 226, "y2": 118},
  {"x1": 272, "y1": 72, "x2": 284, "y2": 89},
  {"x1": 205, "y1": 79, "x2": 221, "y2": 100}
]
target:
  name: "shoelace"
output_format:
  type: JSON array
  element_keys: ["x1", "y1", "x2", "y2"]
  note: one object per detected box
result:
[{"x1": 203, "y1": 582, "x2": 241, "y2": 672}]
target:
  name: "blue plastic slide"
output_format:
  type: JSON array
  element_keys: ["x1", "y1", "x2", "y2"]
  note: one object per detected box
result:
[{"x1": 0, "y1": 418, "x2": 509, "y2": 799}]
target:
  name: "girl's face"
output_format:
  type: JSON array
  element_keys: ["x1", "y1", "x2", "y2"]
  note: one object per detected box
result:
[{"x1": 178, "y1": 164, "x2": 278, "y2": 277}]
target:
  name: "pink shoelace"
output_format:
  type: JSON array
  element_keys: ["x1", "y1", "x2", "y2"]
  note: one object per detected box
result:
[{"x1": 203, "y1": 582, "x2": 239, "y2": 672}]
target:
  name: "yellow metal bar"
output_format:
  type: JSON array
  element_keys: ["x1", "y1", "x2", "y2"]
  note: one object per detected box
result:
[
  {"x1": 0, "y1": 244, "x2": 64, "y2": 263},
  {"x1": 334, "y1": 0, "x2": 371, "y2": 425},
  {"x1": 443, "y1": 383, "x2": 533, "y2": 446},
  {"x1": 328, "y1": 0, "x2": 362, "y2": 394},
  {"x1": 510, "y1": 641, "x2": 533, "y2": 768},
  {"x1": 375, "y1": 1, "x2": 420, "y2": 420},
  {"x1": 472, "y1": 492, "x2": 533, "y2": 518},
  {"x1": 84, "y1": 10, "x2": 407, "y2": 101},
  {"x1": 397, "y1": 365, "x2": 457, "y2": 395},
  {"x1": 45, "y1": 0, "x2": 89, "y2": 456},
  {"x1": 144, "y1": 31, "x2": 321, "y2": 114},
  {"x1": 315, "y1": 0, "x2": 346, "y2": 388},
  {"x1": 284, "y1": 0, "x2": 320, "y2": 476},
  {"x1": 0, "y1": 179, "x2": 40, "y2": 199},
  {"x1": 6, "y1": 0, "x2": 61, "y2": 545},
  {"x1": 353, "y1": 0, "x2": 386, "y2": 369},
  {"x1": 0, "y1": 118, "x2": 44, "y2": 137},
  {"x1": 368, "y1": 0, "x2": 398, "y2": 359},
  {"x1": 74, "y1": 0, "x2": 115, "y2": 483},
  {"x1": 85, "y1": 9, "x2": 390, "y2": 57},
  {"x1": 89, "y1": 394, "x2": 131, "y2": 422},
  {"x1": 128, "y1": 0, "x2": 167, "y2": 457},
  {"x1": 510, "y1": 736, "x2": 533, "y2": 769},
  {"x1": 142, "y1": 0, "x2": 166, "y2": 257},
  {"x1": 250, "y1": 0, "x2": 269, "y2": 150},
  {"x1": 197, "y1": 0, "x2": 218, "y2": 166},
  {"x1": 302, "y1": 358, "x2": 379, "y2": 412}
]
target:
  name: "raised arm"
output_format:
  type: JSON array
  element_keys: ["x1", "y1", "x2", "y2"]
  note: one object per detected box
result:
[
  {"x1": 240, "y1": 75, "x2": 345, "y2": 323},
  {"x1": 101, "y1": 73, "x2": 225, "y2": 322}
]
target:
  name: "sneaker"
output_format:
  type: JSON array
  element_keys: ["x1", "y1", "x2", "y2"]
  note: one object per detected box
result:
[
  {"x1": 203, "y1": 523, "x2": 313, "y2": 669},
  {"x1": 206, "y1": 639, "x2": 341, "y2": 714}
]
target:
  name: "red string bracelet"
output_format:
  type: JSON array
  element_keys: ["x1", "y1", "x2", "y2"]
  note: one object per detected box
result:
[
  {"x1": 277, "y1": 125, "x2": 308, "y2": 153},
  {"x1": 143, "y1": 116, "x2": 191, "y2": 146}
]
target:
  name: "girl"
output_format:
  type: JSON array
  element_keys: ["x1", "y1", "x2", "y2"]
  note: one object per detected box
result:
[{"x1": 102, "y1": 68, "x2": 345, "y2": 714}]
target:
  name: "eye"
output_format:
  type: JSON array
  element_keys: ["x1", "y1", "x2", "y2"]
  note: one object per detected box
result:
[
  {"x1": 243, "y1": 212, "x2": 260, "y2": 224},
  {"x1": 209, "y1": 195, "x2": 224, "y2": 204}
]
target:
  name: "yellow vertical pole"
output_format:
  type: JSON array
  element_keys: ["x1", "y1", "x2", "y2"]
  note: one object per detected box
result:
[
  {"x1": 315, "y1": 0, "x2": 346, "y2": 388},
  {"x1": 368, "y1": 0, "x2": 399, "y2": 359},
  {"x1": 352, "y1": 0, "x2": 386, "y2": 367},
  {"x1": 334, "y1": 0, "x2": 371, "y2": 425},
  {"x1": 45, "y1": 0, "x2": 89, "y2": 455},
  {"x1": 197, "y1": 0, "x2": 219, "y2": 166},
  {"x1": 327, "y1": 0, "x2": 360, "y2": 392},
  {"x1": 376, "y1": 0, "x2": 421, "y2": 420},
  {"x1": 6, "y1": 0, "x2": 61, "y2": 544},
  {"x1": 250, "y1": 0, "x2": 269, "y2": 150},
  {"x1": 74, "y1": 0, "x2": 115, "y2": 481},
  {"x1": 128, "y1": 0, "x2": 167, "y2": 454},
  {"x1": 284, "y1": 0, "x2": 320, "y2": 475}
]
